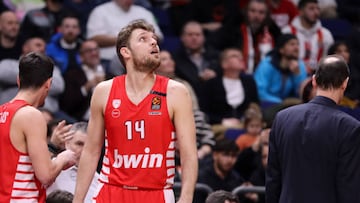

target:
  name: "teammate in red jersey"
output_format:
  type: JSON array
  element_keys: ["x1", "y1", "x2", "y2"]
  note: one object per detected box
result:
[
  {"x1": 73, "y1": 20, "x2": 198, "y2": 203},
  {"x1": 0, "y1": 52, "x2": 76, "y2": 202}
]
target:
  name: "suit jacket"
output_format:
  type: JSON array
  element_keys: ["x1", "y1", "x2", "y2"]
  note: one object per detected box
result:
[
  {"x1": 202, "y1": 73, "x2": 259, "y2": 124},
  {"x1": 266, "y1": 96, "x2": 360, "y2": 203}
]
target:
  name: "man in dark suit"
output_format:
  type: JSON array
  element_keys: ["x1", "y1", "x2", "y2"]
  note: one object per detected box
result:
[
  {"x1": 266, "y1": 55, "x2": 360, "y2": 203},
  {"x1": 173, "y1": 21, "x2": 220, "y2": 109}
]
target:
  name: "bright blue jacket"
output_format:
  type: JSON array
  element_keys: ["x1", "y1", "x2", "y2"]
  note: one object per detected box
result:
[
  {"x1": 254, "y1": 56, "x2": 307, "y2": 103},
  {"x1": 46, "y1": 33, "x2": 81, "y2": 74}
]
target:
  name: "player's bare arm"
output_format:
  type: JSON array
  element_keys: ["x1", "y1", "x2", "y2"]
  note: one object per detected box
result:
[
  {"x1": 73, "y1": 79, "x2": 112, "y2": 202},
  {"x1": 11, "y1": 106, "x2": 75, "y2": 185},
  {"x1": 168, "y1": 79, "x2": 198, "y2": 203}
]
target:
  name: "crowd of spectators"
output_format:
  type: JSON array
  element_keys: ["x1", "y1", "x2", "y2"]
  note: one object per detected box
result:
[{"x1": 1, "y1": 0, "x2": 360, "y2": 202}]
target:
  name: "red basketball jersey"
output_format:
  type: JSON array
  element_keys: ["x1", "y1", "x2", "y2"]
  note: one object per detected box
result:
[
  {"x1": 0, "y1": 100, "x2": 46, "y2": 202},
  {"x1": 100, "y1": 75, "x2": 176, "y2": 190}
]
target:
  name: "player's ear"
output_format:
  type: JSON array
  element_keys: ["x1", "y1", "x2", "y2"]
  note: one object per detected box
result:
[{"x1": 120, "y1": 47, "x2": 130, "y2": 58}]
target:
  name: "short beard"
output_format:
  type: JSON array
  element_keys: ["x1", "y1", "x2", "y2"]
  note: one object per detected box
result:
[
  {"x1": 303, "y1": 16, "x2": 317, "y2": 27},
  {"x1": 133, "y1": 57, "x2": 160, "y2": 72}
]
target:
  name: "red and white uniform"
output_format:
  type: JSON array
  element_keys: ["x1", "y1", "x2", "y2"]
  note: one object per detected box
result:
[
  {"x1": 0, "y1": 100, "x2": 46, "y2": 203},
  {"x1": 94, "y1": 75, "x2": 176, "y2": 203}
]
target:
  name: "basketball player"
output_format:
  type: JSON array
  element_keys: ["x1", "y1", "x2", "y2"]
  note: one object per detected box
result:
[
  {"x1": 73, "y1": 20, "x2": 198, "y2": 203},
  {"x1": 0, "y1": 52, "x2": 76, "y2": 202}
]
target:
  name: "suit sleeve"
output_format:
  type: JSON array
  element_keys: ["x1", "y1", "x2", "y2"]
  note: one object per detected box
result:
[
  {"x1": 266, "y1": 116, "x2": 282, "y2": 203},
  {"x1": 336, "y1": 125, "x2": 360, "y2": 203}
]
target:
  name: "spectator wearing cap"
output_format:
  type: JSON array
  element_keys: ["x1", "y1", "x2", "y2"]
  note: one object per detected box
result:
[{"x1": 254, "y1": 34, "x2": 307, "y2": 105}]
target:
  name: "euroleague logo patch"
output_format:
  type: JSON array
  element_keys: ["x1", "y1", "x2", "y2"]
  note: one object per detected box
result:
[
  {"x1": 112, "y1": 99, "x2": 121, "y2": 118},
  {"x1": 151, "y1": 96, "x2": 161, "y2": 110}
]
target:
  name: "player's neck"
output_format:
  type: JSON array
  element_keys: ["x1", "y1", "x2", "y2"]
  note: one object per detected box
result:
[
  {"x1": 13, "y1": 90, "x2": 43, "y2": 107},
  {"x1": 125, "y1": 72, "x2": 156, "y2": 105}
]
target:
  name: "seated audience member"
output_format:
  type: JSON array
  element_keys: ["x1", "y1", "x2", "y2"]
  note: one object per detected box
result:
[
  {"x1": 198, "y1": 139, "x2": 244, "y2": 192},
  {"x1": 0, "y1": 37, "x2": 65, "y2": 119},
  {"x1": 86, "y1": 0, "x2": 163, "y2": 69},
  {"x1": 47, "y1": 120, "x2": 75, "y2": 157},
  {"x1": 235, "y1": 128, "x2": 270, "y2": 181},
  {"x1": 210, "y1": 0, "x2": 281, "y2": 73},
  {"x1": 267, "y1": 0, "x2": 299, "y2": 29},
  {"x1": 47, "y1": 122, "x2": 99, "y2": 203},
  {"x1": 202, "y1": 48, "x2": 259, "y2": 128},
  {"x1": 0, "y1": 11, "x2": 24, "y2": 60},
  {"x1": 156, "y1": 50, "x2": 215, "y2": 159},
  {"x1": 205, "y1": 190, "x2": 240, "y2": 203},
  {"x1": 46, "y1": 190, "x2": 73, "y2": 203},
  {"x1": 247, "y1": 143, "x2": 269, "y2": 203},
  {"x1": 60, "y1": 40, "x2": 106, "y2": 121},
  {"x1": 173, "y1": 21, "x2": 220, "y2": 107},
  {"x1": 235, "y1": 108, "x2": 264, "y2": 151},
  {"x1": 282, "y1": 0, "x2": 334, "y2": 74},
  {"x1": 46, "y1": 15, "x2": 82, "y2": 74},
  {"x1": 254, "y1": 34, "x2": 307, "y2": 105},
  {"x1": 19, "y1": 0, "x2": 72, "y2": 42},
  {"x1": 327, "y1": 41, "x2": 360, "y2": 106}
]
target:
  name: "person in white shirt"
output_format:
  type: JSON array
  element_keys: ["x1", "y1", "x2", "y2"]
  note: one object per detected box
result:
[
  {"x1": 86, "y1": 0, "x2": 163, "y2": 64},
  {"x1": 47, "y1": 122, "x2": 99, "y2": 203},
  {"x1": 282, "y1": 0, "x2": 334, "y2": 74}
]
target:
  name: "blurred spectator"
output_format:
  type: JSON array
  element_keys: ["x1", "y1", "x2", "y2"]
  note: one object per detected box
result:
[
  {"x1": 266, "y1": 0, "x2": 299, "y2": 29},
  {"x1": 46, "y1": 15, "x2": 82, "y2": 74},
  {"x1": 205, "y1": 190, "x2": 240, "y2": 203},
  {"x1": 86, "y1": 0, "x2": 163, "y2": 70},
  {"x1": 0, "y1": 11, "x2": 23, "y2": 60},
  {"x1": 235, "y1": 108, "x2": 264, "y2": 151},
  {"x1": 46, "y1": 190, "x2": 73, "y2": 203},
  {"x1": 234, "y1": 128, "x2": 270, "y2": 181},
  {"x1": 0, "y1": 37, "x2": 65, "y2": 118},
  {"x1": 198, "y1": 139, "x2": 244, "y2": 192},
  {"x1": 59, "y1": 40, "x2": 105, "y2": 121},
  {"x1": 6, "y1": 0, "x2": 45, "y2": 20},
  {"x1": 19, "y1": 0, "x2": 73, "y2": 42},
  {"x1": 247, "y1": 143, "x2": 268, "y2": 203},
  {"x1": 47, "y1": 122, "x2": 99, "y2": 203},
  {"x1": 282, "y1": 0, "x2": 334, "y2": 74},
  {"x1": 254, "y1": 34, "x2": 307, "y2": 105},
  {"x1": 63, "y1": 0, "x2": 108, "y2": 37},
  {"x1": 202, "y1": 48, "x2": 259, "y2": 128},
  {"x1": 173, "y1": 21, "x2": 219, "y2": 109},
  {"x1": 156, "y1": 50, "x2": 215, "y2": 160},
  {"x1": 328, "y1": 41, "x2": 360, "y2": 104},
  {"x1": 210, "y1": 0, "x2": 281, "y2": 73},
  {"x1": 186, "y1": 0, "x2": 239, "y2": 35},
  {"x1": 292, "y1": 0, "x2": 337, "y2": 18}
]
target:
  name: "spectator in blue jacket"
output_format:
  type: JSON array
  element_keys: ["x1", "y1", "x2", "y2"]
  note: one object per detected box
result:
[
  {"x1": 46, "y1": 14, "x2": 82, "y2": 74},
  {"x1": 254, "y1": 34, "x2": 307, "y2": 105}
]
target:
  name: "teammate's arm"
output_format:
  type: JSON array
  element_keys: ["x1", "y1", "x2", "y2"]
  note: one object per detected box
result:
[
  {"x1": 168, "y1": 80, "x2": 198, "y2": 203},
  {"x1": 13, "y1": 107, "x2": 75, "y2": 186},
  {"x1": 73, "y1": 81, "x2": 109, "y2": 203}
]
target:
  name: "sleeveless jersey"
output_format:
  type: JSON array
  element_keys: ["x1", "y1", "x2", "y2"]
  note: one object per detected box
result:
[
  {"x1": 100, "y1": 75, "x2": 176, "y2": 190},
  {"x1": 0, "y1": 100, "x2": 46, "y2": 203}
]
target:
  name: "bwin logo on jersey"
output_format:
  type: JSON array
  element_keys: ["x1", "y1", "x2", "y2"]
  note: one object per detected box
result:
[
  {"x1": 113, "y1": 147, "x2": 163, "y2": 169},
  {"x1": 112, "y1": 99, "x2": 121, "y2": 109}
]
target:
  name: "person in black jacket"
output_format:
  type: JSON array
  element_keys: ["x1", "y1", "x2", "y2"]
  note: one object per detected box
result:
[{"x1": 202, "y1": 48, "x2": 259, "y2": 127}]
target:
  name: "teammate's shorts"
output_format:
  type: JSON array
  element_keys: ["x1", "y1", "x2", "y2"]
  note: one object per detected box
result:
[{"x1": 92, "y1": 183, "x2": 175, "y2": 203}]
